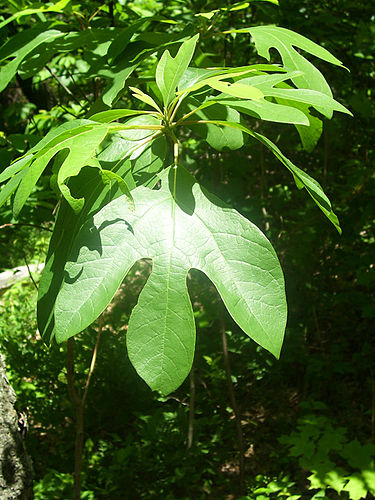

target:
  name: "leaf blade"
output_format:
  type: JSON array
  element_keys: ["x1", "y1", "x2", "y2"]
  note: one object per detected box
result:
[
  {"x1": 50, "y1": 166, "x2": 286, "y2": 394},
  {"x1": 156, "y1": 35, "x2": 199, "y2": 106}
]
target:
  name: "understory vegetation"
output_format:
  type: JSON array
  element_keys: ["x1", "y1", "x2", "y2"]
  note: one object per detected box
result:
[{"x1": 0, "y1": 0, "x2": 374, "y2": 498}]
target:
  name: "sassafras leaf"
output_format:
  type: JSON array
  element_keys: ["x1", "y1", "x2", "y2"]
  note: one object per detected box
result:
[{"x1": 48, "y1": 166, "x2": 286, "y2": 394}]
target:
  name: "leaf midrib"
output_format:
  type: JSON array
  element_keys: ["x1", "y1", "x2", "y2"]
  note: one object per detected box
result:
[
  {"x1": 159, "y1": 166, "x2": 178, "y2": 383},
  {"x1": 37, "y1": 125, "x2": 102, "y2": 159},
  {"x1": 166, "y1": 53, "x2": 190, "y2": 104}
]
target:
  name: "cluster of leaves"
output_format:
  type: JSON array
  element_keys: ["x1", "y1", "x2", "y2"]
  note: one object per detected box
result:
[
  {"x1": 1, "y1": 0, "x2": 374, "y2": 499},
  {"x1": 239, "y1": 475, "x2": 301, "y2": 499},
  {"x1": 0, "y1": 0, "x2": 351, "y2": 396},
  {"x1": 279, "y1": 407, "x2": 375, "y2": 500}
]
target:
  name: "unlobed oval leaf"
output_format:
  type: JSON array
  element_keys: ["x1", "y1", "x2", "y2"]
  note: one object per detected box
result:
[{"x1": 156, "y1": 35, "x2": 199, "y2": 106}]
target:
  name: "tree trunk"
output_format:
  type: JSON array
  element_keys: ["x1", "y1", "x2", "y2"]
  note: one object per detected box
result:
[{"x1": 0, "y1": 353, "x2": 33, "y2": 499}]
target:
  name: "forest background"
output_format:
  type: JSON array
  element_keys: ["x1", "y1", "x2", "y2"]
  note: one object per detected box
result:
[{"x1": 0, "y1": 0, "x2": 374, "y2": 499}]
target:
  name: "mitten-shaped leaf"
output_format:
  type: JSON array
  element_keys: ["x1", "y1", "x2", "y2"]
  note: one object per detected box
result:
[{"x1": 247, "y1": 25, "x2": 347, "y2": 117}]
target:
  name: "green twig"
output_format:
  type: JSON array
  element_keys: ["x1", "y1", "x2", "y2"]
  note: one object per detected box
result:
[{"x1": 0, "y1": 222, "x2": 52, "y2": 232}]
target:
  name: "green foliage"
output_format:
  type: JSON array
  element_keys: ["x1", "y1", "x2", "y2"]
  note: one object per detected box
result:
[
  {"x1": 245, "y1": 26, "x2": 345, "y2": 111},
  {"x1": 280, "y1": 407, "x2": 375, "y2": 500},
  {"x1": 34, "y1": 470, "x2": 75, "y2": 500},
  {"x1": 0, "y1": 1, "x2": 372, "y2": 498},
  {"x1": 0, "y1": 10, "x2": 349, "y2": 394},
  {"x1": 239, "y1": 474, "x2": 301, "y2": 499},
  {"x1": 49, "y1": 165, "x2": 286, "y2": 393},
  {"x1": 156, "y1": 34, "x2": 199, "y2": 106}
]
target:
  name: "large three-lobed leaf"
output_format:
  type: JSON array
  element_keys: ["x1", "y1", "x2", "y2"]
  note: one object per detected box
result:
[{"x1": 45, "y1": 166, "x2": 287, "y2": 394}]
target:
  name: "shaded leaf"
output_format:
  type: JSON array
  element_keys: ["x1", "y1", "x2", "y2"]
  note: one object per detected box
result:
[
  {"x1": 186, "y1": 99, "x2": 245, "y2": 151},
  {"x1": 195, "y1": 0, "x2": 278, "y2": 20},
  {"x1": 38, "y1": 163, "x2": 134, "y2": 344},
  {"x1": 0, "y1": 0, "x2": 70, "y2": 29},
  {"x1": 0, "y1": 121, "x2": 92, "y2": 210},
  {"x1": 0, "y1": 170, "x2": 26, "y2": 208},
  {"x1": 12, "y1": 123, "x2": 108, "y2": 216},
  {"x1": 107, "y1": 20, "x2": 149, "y2": 63},
  {"x1": 104, "y1": 115, "x2": 162, "y2": 160},
  {"x1": 100, "y1": 169, "x2": 134, "y2": 211},
  {"x1": 0, "y1": 154, "x2": 33, "y2": 183}
]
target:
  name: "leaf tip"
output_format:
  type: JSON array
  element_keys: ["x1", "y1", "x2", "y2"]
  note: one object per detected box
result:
[{"x1": 269, "y1": 340, "x2": 283, "y2": 360}]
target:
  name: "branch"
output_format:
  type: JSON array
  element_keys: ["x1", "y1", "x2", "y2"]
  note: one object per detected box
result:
[
  {"x1": 46, "y1": 65, "x2": 87, "y2": 110},
  {"x1": 219, "y1": 303, "x2": 245, "y2": 494},
  {"x1": 0, "y1": 223, "x2": 53, "y2": 232},
  {"x1": 22, "y1": 254, "x2": 38, "y2": 291},
  {"x1": 66, "y1": 324, "x2": 103, "y2": 500},
  {"x1": 187, "y1": 365, "x2": 196, "y2": 449},
  {"x1": 81, "y1": 327, "x2": 102, "y2": 408},
  {"x1": 66, "y1": 338, "x2": 80, "y2": 408}
]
